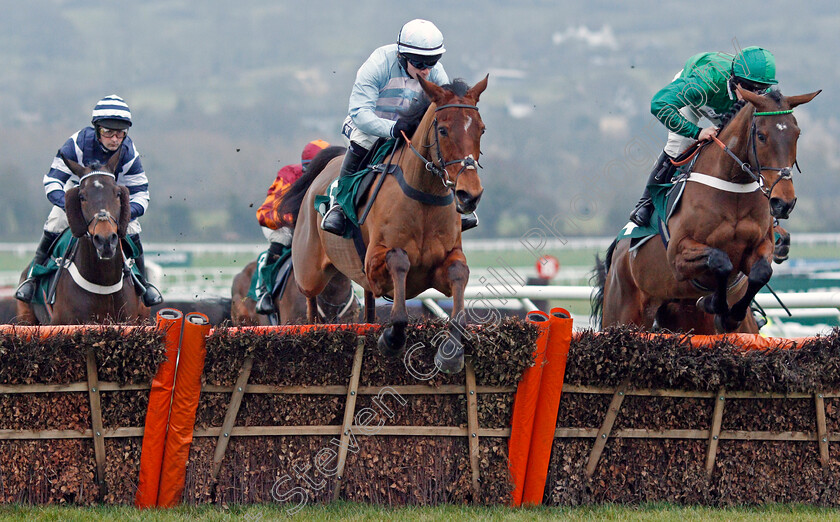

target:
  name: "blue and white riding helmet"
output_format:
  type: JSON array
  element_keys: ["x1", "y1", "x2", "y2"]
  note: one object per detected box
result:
[{"x1": 91, "y1": 94, "x2": 132, "y2": 130}]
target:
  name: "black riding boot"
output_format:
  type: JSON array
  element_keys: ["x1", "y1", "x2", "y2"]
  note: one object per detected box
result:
[
  {"x1": 320, "y1": 143, "x2": 368, "y2": 236},
  {"x1": 629, "y1": 151, "x2": 676, "y2": 227},
  {"x1": 255, "y1": 242, "x2": 284, "y2": 315},
  {"x1": 15, "y1": 231, "x2": 59, "y2": 302},
  {"x1": 128, "y1": 235, "x2": 163, "y2": 307}
]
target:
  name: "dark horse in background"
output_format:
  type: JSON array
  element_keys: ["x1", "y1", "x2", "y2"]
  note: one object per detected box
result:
[
  {"x1": 594, "y1": 87, "x2": 820, "y2": 334},
  {"x1": 281, "y1": 75, "x2": 488, "y2": 373},
  {"x1": 16, "y1": 152, "x2": 149, "y2": 324},
  {"x1": 230, "y1": 146, "x2": 361, "y2": 326}
]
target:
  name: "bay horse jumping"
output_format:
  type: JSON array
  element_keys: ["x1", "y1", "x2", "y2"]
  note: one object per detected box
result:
[
  {"x1": 282, "y1": 75, "x2": 488, "y2": 373},
  {"x1": 230, "y1": 261, "x2": 360, "y2": 326},
  {"x1": 16, "y1": 152, "x2": 148, "y2": 324},
  {"x1": 595, "y1": 87, "x2": 819, "y2": 333}
]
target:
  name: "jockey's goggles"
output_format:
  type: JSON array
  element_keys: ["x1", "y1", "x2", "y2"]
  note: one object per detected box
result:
[
  {"x1": 734, "y1": 77, "x2": 771, "y2": 94},
  {"x1": 99, "y1": 128, "x2": 127, "y2": 139},
  {"x1": 404, "y1": 53, "x2": 440, "y2": 70}
]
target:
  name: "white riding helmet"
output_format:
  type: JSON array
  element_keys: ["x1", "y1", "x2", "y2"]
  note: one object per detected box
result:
[{"x1": 397, "y1": 19, "x2": 446, "y2": 56}]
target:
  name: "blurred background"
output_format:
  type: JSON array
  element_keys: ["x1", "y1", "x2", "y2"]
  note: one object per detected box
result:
[{"x1": 0, "y1": 0, "x2": 836, "y2": 241}]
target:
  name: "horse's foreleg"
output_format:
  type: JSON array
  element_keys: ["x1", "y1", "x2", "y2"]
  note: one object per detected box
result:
[
  {"x1": 368, "y1": 248, "x2": 410, "y2": 357},
  {"x1": 672, "y1": 239, "x2": 733, "y2": 317},
  {"x1": 727, "y1": 256, "x2": 772, "y2": 330},
  {"x1": 306, "y1": 296, "x2": 318, "y2": 324},
  {"x1": 432, "y1": 249, "x2": 469, "y2": 374},
  {"x1": 364, "y1": 290, "x2": 375, "y2": 323}
]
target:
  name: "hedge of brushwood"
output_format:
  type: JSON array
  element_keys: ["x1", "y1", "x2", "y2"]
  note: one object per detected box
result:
[
  {"x1": 190, "y1": 318, "x2": 538, "y2": 506},
  {"x1": 546, "y1": 326, "x2": 840, "y2": 507},
  {"x1": 0, "y1": 326, "x2": 165, "y2": 505},
  {"x1": 14, "y1": 321, "x2": 840, "y2": 507}
]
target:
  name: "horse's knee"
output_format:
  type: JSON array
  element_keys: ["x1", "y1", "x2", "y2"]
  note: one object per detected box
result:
[
  {"x1": 706, "y1": 249, "x2": 733, "y2": 278},
  {"x1": 447, "y1": 261, "x2": 469, "y2": 286},
  {"x1": 385, "y1": 248, "x2": 410, "y2": 276}
]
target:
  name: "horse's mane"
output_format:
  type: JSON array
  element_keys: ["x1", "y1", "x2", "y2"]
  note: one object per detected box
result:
[
  {"x1": 278, "y1": 145, "x2": 346, "y2": 226},
  {"x1": 397, "y1": 79, "x2": 472, "y2": 135},
  {"x1": 716, "y1": 89, "x2": 784, "y2": 134}
]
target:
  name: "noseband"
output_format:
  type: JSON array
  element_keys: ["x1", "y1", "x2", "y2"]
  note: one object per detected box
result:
[
  {"x1": 712, "y1": 109, "x2": 798, "y2": 199},
  {"x1": 404, "y1": 103, "x2": 482, "y2": 191},
  {"x1": 78, "y1": 172, "x2": 120, "y2": 236}
]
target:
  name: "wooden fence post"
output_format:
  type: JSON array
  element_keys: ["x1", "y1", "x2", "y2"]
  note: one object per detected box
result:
[
  {"x1": 465, "y1": 360, "x2": 481, "y2": 497},
  {"x1": 705, "y1": 388, "x2": 726, "y2": 476},
  {"x1": 585, "y1": 379, "x2": 628, "y2": 477},
  {"x1": 331, "y1": 337, "x2": 365, "y2": 501},
  {"x1": 86, "y1": 348, "x2": 107, "y2": 500},
  {"x1": 815, "y1": 392, "x2": 830, "y2": 467},
  {"x1": 211, "y1": 355, "x2": 254, "y2": 483}
]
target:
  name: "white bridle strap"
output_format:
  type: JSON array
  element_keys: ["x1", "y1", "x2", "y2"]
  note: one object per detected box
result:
[
  {"x1": 78, "y1": 171, "x2": 116, "y2": 184},
  {"x1": 67, "y1": 262, "x2": 124, "y2": 294},
  {"x1": 688, "y1": 172, "x2": 760, "y2": 193}
]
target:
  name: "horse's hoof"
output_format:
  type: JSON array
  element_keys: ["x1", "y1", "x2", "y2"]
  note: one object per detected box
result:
[
  {"x1": 696, "y1": 295, "x2": 714, "y2": 314},
  {"x1": 377, "y1": 327, "x2": 405, "y2": 358},
  {"x1": 434, "y1": 348, "x2": 464, "y2": 374},
  {"x1": 714, "y1": 314, "x2": 740, "y2": 333}
]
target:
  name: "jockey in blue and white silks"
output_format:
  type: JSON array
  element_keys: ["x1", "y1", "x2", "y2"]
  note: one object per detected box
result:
[
  {"x1": 43, "y1": 127, "x2": 150, "y2": 229},
  {"x1": 16, "y1": 94, "x2": 162, "y2": 306},
  {"x1": 321, "y1": 19, "x2": 467, "y2": 236}
]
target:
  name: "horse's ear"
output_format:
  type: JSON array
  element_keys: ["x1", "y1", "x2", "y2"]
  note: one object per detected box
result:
[
  {"x1": 417, "y1": 75, "x2": 447, "y2": 103},
  {"x1": 64, "y1": 187, "x2": 87, "y2": 238},
  {"x1": 786, "y1": 90, "x2": 821, "y2": 108},
  {"x1": 105, "y1": 148, "x2": 122, "y2": 174},
  {"x1": 737, "y1": 86, "x2": 766, "y2": 109},
  {"x1": 117, "y1": 186, "x2": 131, "y2": 238},
  {"x1": 62, "y1": 154, "x2": 85, "y2": 178},
  {"x1": 466, "y1": 74, "x2": 489, "y2": 103}
]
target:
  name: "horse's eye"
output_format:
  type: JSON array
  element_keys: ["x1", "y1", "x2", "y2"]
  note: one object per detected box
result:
[
  {"x1": 79, "y1": 194, "x2": 86, "y2": 202},
  {"x1": 438, "y1": 127, "x2": 448, "y2": 137},
  {"x1": 757, "y1": 132, "x2": 767, "y2": 143}
]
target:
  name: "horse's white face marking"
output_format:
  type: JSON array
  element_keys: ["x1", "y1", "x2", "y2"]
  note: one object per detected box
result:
[
  {"x1": 93, "y1": 180, "x2": 103, "y2": 188},
  {"x1": 464, "y1": 115, "x2": 473, "y2": 134},
  {"x1": 776, "y1": 123, "x2": 788, "y2": 131},
  {"x1": 96, "y1": 209, "x2": 113, "y2": 221}
]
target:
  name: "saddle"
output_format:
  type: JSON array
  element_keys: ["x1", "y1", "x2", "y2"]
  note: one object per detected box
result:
[
  {"x1": 29, "y1": 229, "x2": 141, "y2": 306},
  {"x1": 247, "y1": 243, "x2": 294, "y2": 303}
]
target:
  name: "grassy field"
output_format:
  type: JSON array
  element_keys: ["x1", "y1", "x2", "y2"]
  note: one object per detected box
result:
[{"x1": 0, "y1": 502, "x2": 838, "y2": 521}]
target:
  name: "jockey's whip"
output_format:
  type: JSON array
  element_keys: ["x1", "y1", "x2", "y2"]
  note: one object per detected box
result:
[{"x1": 765, "y1": 283, "x2": 792, "y2": 317}]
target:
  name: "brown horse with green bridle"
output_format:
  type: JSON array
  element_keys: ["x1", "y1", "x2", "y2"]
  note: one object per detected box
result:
[
  {"x1": 282, "y1": 75, "x2": 488, "y2": 373},
  {"x1": 594, "y1": 87, "x2": 820, "y2": 334}
]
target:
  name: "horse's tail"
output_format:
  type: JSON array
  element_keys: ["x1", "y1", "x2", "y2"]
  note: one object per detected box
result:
[
  {"x1": 590, "y1": 238, "x2": 617, "y2": 329},
  {"x1": 278, "y1": 145, "x2": 346, "y2": 226}
]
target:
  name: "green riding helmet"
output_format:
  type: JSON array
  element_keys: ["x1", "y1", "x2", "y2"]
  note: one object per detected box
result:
[{"x1": 732, "y1": 46, "x2": 778, "y2": 85}]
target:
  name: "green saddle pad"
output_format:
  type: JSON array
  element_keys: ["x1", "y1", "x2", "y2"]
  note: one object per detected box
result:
[
  {"x1": 616, "y1": 180, "x2": 685, "y2": 246},
  {"x1": 247, "y1": 243, "x2": 293, "y2": 301},
  {"x1": 29, "y1": 230, "x2": 141, "y2": 306},
  {"x1": 314, "y1": 139, "x2": 398, "y2": 238}
]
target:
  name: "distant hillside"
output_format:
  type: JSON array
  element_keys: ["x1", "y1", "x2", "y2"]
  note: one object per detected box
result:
[{"x1": 0, "y1": 0, "x2": 837, "y2": 241}]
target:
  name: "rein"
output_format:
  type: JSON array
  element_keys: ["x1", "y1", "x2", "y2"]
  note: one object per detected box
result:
[
  {"x1": 707, "y1": 108, "x2": 797, "y2": 199},
  {"x1": 402, "y1": 102, "x2": 482, "y2": 193}
]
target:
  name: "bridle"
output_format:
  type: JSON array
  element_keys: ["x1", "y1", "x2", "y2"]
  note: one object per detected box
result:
[
  {"x1": 403, "y1": 103, "x2": 483, "y2": 191},
  {"x1": 78, "y1": 171, "x2": 120, "y2": 237},
  {"x1": 710, "y1": 108, "x2": 798, "y2": 199}
]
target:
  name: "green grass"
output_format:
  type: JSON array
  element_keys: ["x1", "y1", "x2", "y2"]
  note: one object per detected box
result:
[{"x1": 0, "y1": 502, "x2": 838, "y2": 521}]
